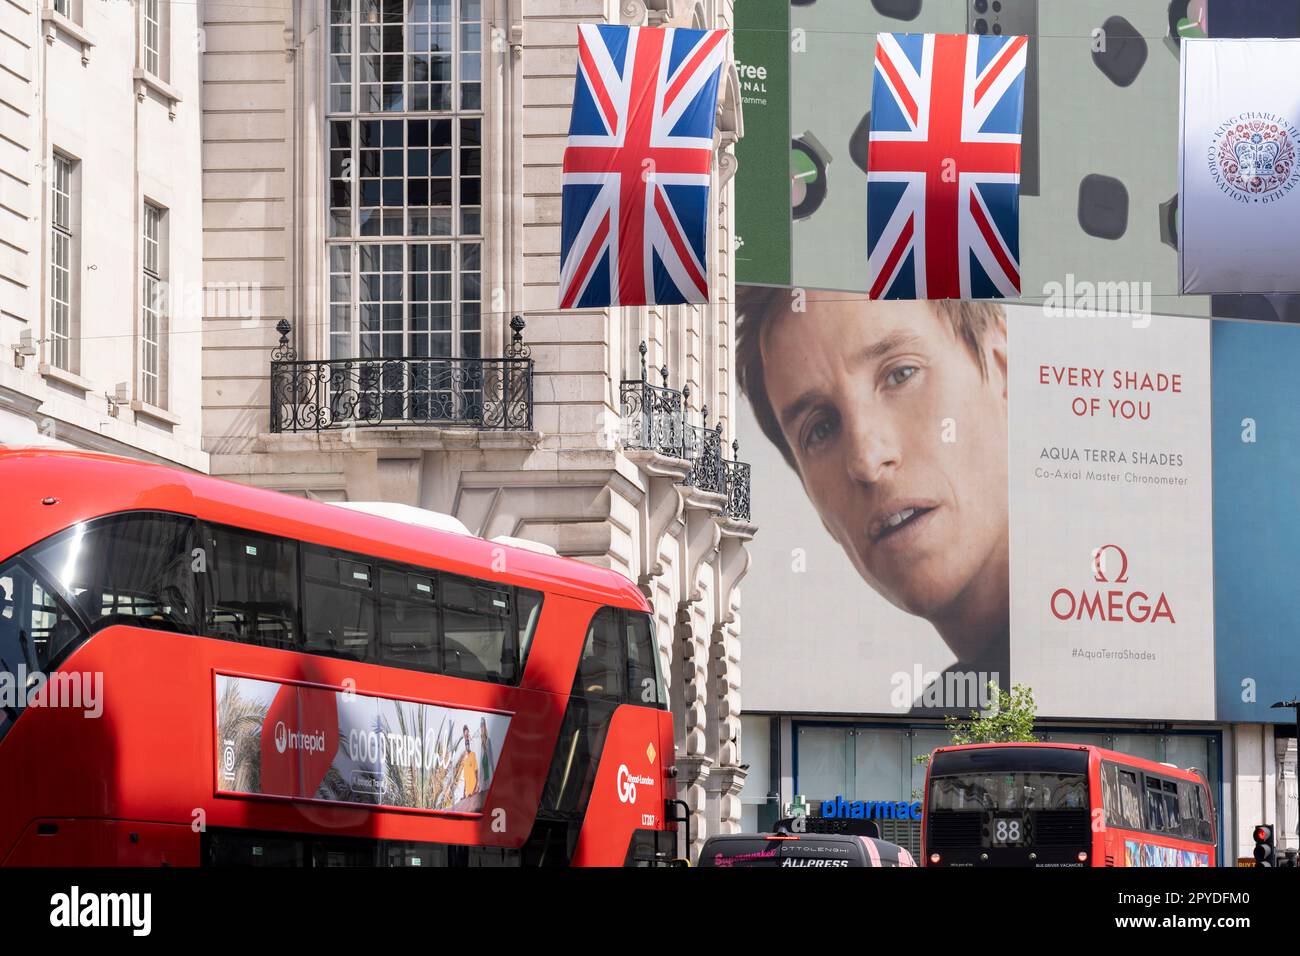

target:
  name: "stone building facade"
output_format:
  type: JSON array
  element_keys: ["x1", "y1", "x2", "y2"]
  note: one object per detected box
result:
[
  {"x1": 198, "y1": 0, "x2": 754, "y2": 856},
  {"x1": 0, "y1": 0, "x2": 206, "y2": 469}
]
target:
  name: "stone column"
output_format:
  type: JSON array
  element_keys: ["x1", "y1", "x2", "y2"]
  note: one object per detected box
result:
[
  {"x1": 705, "y1": 515, "x2": 753, "y2": 834},
  {"x1": 673, "y1": 487, "x2": 724, "y2": 859},
  {"x1": 1277, "y1": 736, "x2": 1298, "y2": 853}
]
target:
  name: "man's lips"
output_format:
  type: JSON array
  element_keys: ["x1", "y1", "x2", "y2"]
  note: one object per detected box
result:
[{"x1": 869, "y1": 504, "x2": 938, "y2": 543}]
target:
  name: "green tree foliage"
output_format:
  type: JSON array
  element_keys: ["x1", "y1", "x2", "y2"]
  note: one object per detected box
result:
[
  {"x1": 946, "y1": 683, "x2": 1038, "y2": 745},
  {"x1": 914, "y1": 683, "x2": 1038, "y2": 776}
]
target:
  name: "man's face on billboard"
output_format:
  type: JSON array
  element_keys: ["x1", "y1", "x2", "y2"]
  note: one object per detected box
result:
[{"x1": 762, "y1": 294, "x2": 1008, "y2": 624}]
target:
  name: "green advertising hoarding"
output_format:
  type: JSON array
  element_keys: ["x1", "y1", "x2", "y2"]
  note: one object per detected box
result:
[{"x1": 734, "y1": 0, "x2": 790, "y2": 286}]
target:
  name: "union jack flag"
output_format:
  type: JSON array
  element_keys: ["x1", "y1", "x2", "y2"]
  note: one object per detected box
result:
[
  {"x1": 559, "y1": 24, "x2": 727, "y2": 309},
  {"x1": 867, "y1": 33, "x2": 1027, "y2": 300}
]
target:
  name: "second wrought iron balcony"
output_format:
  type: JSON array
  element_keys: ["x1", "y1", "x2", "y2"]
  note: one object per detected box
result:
[
  {"x1": 270, "y1": 317, "x2": 534, "y2": 433},
  {"x1": 620, "y1": 342, "x2": 753, "y2": 522}
]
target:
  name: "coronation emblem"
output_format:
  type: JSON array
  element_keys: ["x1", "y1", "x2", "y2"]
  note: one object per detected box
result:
[{"x1": 1208, "y1": 112, "x2": 1300, "y2": 201}]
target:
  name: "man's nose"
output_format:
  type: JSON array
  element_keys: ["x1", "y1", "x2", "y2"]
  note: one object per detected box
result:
[{"x1": 843, "y1": 417, "x2": 900, "y2": 485}]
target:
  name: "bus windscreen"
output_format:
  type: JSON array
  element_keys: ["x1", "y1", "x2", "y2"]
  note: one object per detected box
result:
[{"x1": 928, "y1": 772, "x2": 1089, "y2": 813}]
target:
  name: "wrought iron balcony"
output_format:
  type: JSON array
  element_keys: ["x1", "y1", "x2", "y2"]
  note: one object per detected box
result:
[
  {"x1": 723, "y1": 442, "x2": 752, "y2": 523},
  {"x1": 682, "y1": 420, "x2": 725, "y2": 496},
  {"x1": 620, "y1": 350, "x2": 684, "y2": 456},
  {"x1": 270, "y1": 318, "x2": 533, "y2": 433},
  {"x1": 620, "y1": 341, "x2": 753, "y2": 521}
]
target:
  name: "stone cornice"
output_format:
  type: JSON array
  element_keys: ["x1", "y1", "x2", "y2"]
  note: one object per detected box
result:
[
  {"x1": 255, "y1": 428, "x2": 545, "y2": 454},
  {"x1": 707, "y1": 764, "x2": 748, "y2": 797},
  {"x1": 675, "y1": 753, "x2": 713, "y2": 791}
]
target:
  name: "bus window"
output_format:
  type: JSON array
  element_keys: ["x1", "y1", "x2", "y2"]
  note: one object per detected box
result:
[
  {"x1": 378, "y1": 567, "x2": 440, "y2": 671},
  {"x1": 1144, "y1": 777, "x2": 1166, "y2": 831},
  {"x1": 204, "y1": 524, "x2": 299, "y2": 650},
  {"x1": 303, "y1": 546, "x2": 377, "y2": 660},
  {"x1": 31, "y1": 513, "x2": 201, "y2": 636},
  {"x1": 1196, "y1": 785, "x2": 1215, "y2": 842},
  {"x1": 313, "y1": 838, "x2": 449, "y2": 868},
  {"x1": 1100, "y1": 762, "x2": 1120, "y2": 821},
  {"x1": 1162, "y1": 780, "x2": 1181, "y2": 834},
  {"x1": 205, "y1": 829, "x2": 513, "y2": 867},
  {"x1": 928, "y1": 776, "x2": 989, "y2": 811},
  {"x1": 207, "y1": 830, "x2": 305, "y2": 867},
  {"x1": 0, "y1": 562, "x2": 84, "y2": 677},
  {"x1": 540, "y1": 696, "x2": 614, "y2": 817},
  {"x1": 625, "y1": 611, "x2": 664, "y2": 708},
  {"x1": 1177, "y1": 781, "x2": 1196, "y2": 840},
  {"x1": 929, "y1": 772, "x2": 1085, "y2": 812},
  {"x1": 575, "y1": 608, "x2": 624, "y2": 702},
  {"x1": 1031, "y1": 775, "x2": 1087, "y2": 809},
  {"x1": 516, "y1": 588, "x2": 543, "y2": 671},
  {"x1": 1115, "y1": 769, "x2": 1143, "y2": 830},
  {"x1": 441, "y1": 575, "x2": 515, "y2": 683},
  {"x1": 464, "y1": 846, "x2": 522, "y2": 867}
]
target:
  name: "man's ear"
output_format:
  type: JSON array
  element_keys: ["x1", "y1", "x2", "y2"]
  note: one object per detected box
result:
[{"x1": 989, "y1": 312, "x2": 1009, "y2": 401}]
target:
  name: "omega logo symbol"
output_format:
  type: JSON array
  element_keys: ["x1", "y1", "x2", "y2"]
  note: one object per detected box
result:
[
  {"x1": 1091, "y1": 543, "x2": 1129, "y2": 583},
  {"x1": 1051, "y1": 543, "x2": 1173, "y2": 625}
]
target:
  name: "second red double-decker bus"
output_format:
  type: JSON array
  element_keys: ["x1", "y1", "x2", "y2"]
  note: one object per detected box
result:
[
  {"x1": 0, "y1": 448, "x2": 681, "y2": 866},
  {"x1": 922, "y1": 743, "x2": 1217, "y2": 867}
]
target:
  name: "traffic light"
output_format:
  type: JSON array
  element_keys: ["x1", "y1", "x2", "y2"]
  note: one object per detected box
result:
[{"x1": 1253, "y1": 824, "x2": 1275, "y2": 867}]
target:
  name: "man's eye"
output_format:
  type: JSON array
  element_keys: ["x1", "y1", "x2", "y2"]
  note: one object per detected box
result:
[
  {"x1": 886, "y1": 365, "x2": 918, "y2": 387},
  {"x1": 803, "y1": 416, "x2": 837, "y2": 451}
]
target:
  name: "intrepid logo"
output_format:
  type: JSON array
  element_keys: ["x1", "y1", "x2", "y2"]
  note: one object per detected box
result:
[
  {"x1": 1050, "y1": 544, "x2": 1174, "y2": 624},
  {"x1": 273, "y1": 720, "x2": 327, "y2": 755}
]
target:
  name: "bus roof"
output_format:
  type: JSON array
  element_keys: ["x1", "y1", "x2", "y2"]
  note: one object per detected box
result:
[
  {"x1": 0, "y1": 447, "x2": 648, "y2": 610},
  {"x1": 928, "y1": 741, "x2": 1208, "y2": 781}
]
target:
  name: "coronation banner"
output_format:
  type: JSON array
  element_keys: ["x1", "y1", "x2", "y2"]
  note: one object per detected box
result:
[
  {"x1": 1179, "y1": 39, "x2": 1300, "y2": 294},
  {"x1": 214, "y1": 674, "x2": 510, "y2": 813},
  {"x1": 737, "y1": 291, "x2": 1215, "y2": 720}
]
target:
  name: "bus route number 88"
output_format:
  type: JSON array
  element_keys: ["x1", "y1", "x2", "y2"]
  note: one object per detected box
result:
[{"x1": 991, "y1": 815, "x2": 1026, "y2": 846}]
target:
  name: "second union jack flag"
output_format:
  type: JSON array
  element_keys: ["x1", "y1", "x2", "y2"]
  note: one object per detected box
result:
[
  {"x1": 867, "y1": 32, "x2": 1027, "y2": 300},
  {"x1": 559, "y1": 24, "x2": 727, "y2": 309}
]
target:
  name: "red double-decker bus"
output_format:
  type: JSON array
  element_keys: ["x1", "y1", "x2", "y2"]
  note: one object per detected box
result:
[
  {"x1": 0, "y1": 448, "x2": 680, "y2": 866},
  {"x1": 922, "y1": 743, "x2": 1217, "y2": 867}
]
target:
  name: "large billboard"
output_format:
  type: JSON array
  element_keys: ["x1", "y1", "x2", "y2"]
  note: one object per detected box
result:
[
  {"x1": 214, "y1": 674, "x2": 511, "y2": 813},
  {"x1": 1007, "y1": 308, "x2": 1214, "y2": 719},
  {"x1": 737, "y1": 291, "x2": 1215, "y2": 720}
]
